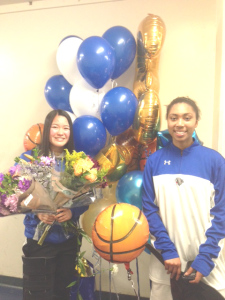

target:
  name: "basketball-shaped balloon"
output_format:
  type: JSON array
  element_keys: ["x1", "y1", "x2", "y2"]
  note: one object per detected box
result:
[
  {"x1": 92, "y1": 203, "x2": 149, "y2": 263},
  {"x1": 23, "y1": 123, "x2": 44, "y2": 150}
]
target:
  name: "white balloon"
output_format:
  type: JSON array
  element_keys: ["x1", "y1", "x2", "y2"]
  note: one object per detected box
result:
[
  {"x1": 56, "y1": 36, "x2": 83, "y2": 85},
  {"x1": 65, "y1": 111, "x2": 76, "y2": 123},
  {"x1": 69, "y1": 79, "x2": 112, "y2": 118}
]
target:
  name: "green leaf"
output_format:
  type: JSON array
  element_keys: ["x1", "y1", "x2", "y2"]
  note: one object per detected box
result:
[
  {"x1": 67, "y1": 281, "x2": 76, "y2": 288},
  {"x1": 79, "y1": 251, "x2": 86, "y2": 259},
  {"x1": 14, "y1": 157, "x2": 20, "y2": 163},
  {"x1": 77, "y1": 293, "x2": 83, "y2": 300},
  {"x1": 79, "y1": 263, "x2": 86, "y2": 276}
]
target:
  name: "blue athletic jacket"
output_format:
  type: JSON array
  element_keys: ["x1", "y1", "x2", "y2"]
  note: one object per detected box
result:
[{"x1": 142, "y1": 140, "x2": 225, "y2": 289}]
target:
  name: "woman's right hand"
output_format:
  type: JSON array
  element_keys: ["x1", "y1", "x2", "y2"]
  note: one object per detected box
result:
[
  {"x1": 37, "y1": 213, "x2": 56, "y2": 224},
  {"x1": 164, "y1": 257, "x2": 181, "y2": 280}
]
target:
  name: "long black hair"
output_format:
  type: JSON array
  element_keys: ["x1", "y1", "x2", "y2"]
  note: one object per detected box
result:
[{"x1": 38, "y1": 109, "x2": 75, "y2": 156}]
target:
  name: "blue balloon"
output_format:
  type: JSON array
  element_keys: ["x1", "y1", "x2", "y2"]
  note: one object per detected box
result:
[
  {"x1": 73, "y1": 115, "x2": 107, "y2": 157},
  {"x1": 116, "y1": 170, "x2": 143, "y2": 210},
  {"x1": 44, "y1": 75, "x2": 73, "y2": 113},
  {"x1": 77, "y1": 36, "x2": 115, "y2": 89},
  {"x1": 157, "y1": 129, "x2": 203, "y2": 149},
  {"x1": 100, "y1": 87, "x2": 138, "y2": 136},
  {"x1": 103, "y1": 26, "x2": 136, "y2": 79}
]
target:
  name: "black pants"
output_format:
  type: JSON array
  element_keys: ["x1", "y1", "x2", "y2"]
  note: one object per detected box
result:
[{"x1": 23, "y1": 236, "x2": 78, "y2": 300}]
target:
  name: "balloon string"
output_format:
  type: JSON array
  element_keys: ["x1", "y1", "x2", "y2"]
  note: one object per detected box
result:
[
  {"x1": 99, "y1": 257, "x2": 102, "y2": 300},
  {"x1": 136, "y1": 258, "x2": 140, "y2": 300},
  {"x1": 109, "y1": 262, "x2": 120, "y2": 300},
  {"x1": 131, "y1": 280, "x2": 138, "y2": 299},
  {"x1": 111, "y1": 275, "x2": 120, "y2": 300},
  {"x1": 92, "y1": 249, "x2": 102, "y2": 300},
  {"x1": 106, "y1": 134, "x2": 116, "y2": 148},
  {"x1": 124, "y1": 263, "x2": 139, "y2": 299},
  {"x1": 111, "y1": 79, "x2": 118, "y2": 89},
  {"x1": 96, "y1": 89, "x2": 100, "y2": 115},
  {"x1": 109, "y1": 262, "x2": 112, "y2": 300},
  {"x1": 111, "y1": 79, "x2": 114, "y2": 89}
]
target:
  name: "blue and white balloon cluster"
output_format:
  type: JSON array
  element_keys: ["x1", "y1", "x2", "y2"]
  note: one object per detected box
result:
[{"x1": 44, "y1": 26, "x2": 137, "y2": 157}]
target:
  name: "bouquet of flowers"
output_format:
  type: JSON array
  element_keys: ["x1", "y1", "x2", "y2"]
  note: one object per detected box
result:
[
  {"x1": 37, "y1": 149, "x2": 109, "y2": 245},
  {"x1": 14, "y1": 148, "x2": 108, "y2": 245},
  {"x1": 0, "y1": 165, "x2": 32, "y2": 216},
  {"x1": 51, "y1": 149, "x2": 108, "y2": 208},
  {"x1": 17, "y1": 149, "x2": 55, "y2": 192},
  {"x1": 14, "y1": 149, "x2": 57, "y2": 213}
]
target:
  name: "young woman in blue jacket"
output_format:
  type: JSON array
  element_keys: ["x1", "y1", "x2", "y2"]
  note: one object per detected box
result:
[
  {"x1": 142, "y1": 97, "x2": 225, "y2": 299},
  {"x1": 21, "y1": 109, "x2": 88, "y2": 300}
]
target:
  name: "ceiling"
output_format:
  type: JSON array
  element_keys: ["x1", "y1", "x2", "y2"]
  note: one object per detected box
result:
[{"x1": 0, "y1": 0, "x2": 42, "y2": 5}]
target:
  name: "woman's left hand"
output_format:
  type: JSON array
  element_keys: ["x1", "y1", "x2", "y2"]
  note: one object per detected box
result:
[
  {"x1": 55, "y1": 208, "x2": 72, "y2": 223},
  {"x1": 184, "y1": 267, "x2": 204, "y2": 283}
]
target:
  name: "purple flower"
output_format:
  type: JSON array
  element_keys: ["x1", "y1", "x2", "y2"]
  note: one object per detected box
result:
[
  {"x1": 0, "y1": 204, "x2": 11, "y2": 216},
  {"x1": 40, "y1": 156, "x2": 55, "y2": 166},
  {"x1": 90, "y1": 158, "x2": 100, "y2": 170},
  {"x1": 9, "y1": 166, "x2": 17, "y2": 176},
  {"x1": 0, "y1": 173, "x2": 4, "y2": 183},
  {"x1": 0, "y1": 194, "x2": 7, "y2": 204},
  {"x1": 4, "y1": 194, "x2": 19, "y2": 212},
  {"x1": 8, "y1": 165, "x2": 21, "y2": 177},
  {"x1": 18, "y1": 178, "x2": 31, "y2": 192}
]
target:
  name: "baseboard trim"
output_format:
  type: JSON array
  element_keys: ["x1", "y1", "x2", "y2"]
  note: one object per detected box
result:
[
  {"x1": 0, "y1": 276, "x2": 148, "y2": 300},
  {"x1": 94, "y1": 290, "x2": 148, "y2": 300},
  {"x1": 0, "y1": 275, "x2": 22, "y2": 288}
]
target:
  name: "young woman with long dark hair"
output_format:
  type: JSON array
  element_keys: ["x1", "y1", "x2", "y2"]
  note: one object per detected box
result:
[{"x1": 21, "y1": 109, "x2": 88, "y2": 300}]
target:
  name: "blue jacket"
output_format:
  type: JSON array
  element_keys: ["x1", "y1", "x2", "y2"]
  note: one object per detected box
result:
[
  {"x1": 142, "y1": 140, "x2": 225, "y2": 289},
  {"x1": 20, "y1": 150, "x2": 88, "y2": 244}
]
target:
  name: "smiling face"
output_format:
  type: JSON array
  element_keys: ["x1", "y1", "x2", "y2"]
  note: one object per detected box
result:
[
  {"x1": 167, "y1": 102, "x2": 198, "y2": 150},
  {"x1": 49, "y1": 115, "x2": 70, "y2": 154}
]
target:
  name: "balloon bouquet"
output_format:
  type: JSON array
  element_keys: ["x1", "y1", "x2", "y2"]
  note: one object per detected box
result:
[
  {"x1": 39, "y1": 25, "x2": 140, "y2": 229},
  {"x1": 24, "y1": 17, "x2": 166, "y2": 250},
  {"x1": 22, "y1": 15, "x2": 202, "y2": 298}
]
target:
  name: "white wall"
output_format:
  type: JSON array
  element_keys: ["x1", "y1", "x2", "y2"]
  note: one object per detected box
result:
[{"x1": 0, "y1": 0, "x2": 220, "y2": 297}]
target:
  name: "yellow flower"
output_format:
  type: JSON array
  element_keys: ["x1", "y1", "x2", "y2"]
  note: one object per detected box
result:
[
  {"x1": 73, "y1": 157, "x2": 94, "y2": 176},
  {"x1": 73, "y1": 164, "x2": 83, "y2": 176},
  {"x1": 84, "y1": 168, "x2": 98, "y2": 183}
]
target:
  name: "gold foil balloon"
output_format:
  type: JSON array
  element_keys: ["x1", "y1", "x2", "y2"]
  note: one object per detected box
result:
[
  {"x1": 138, "y1": 14, "x2": 166, "y2": 59},
  {"x1": 95, "y1": 142, "x2": 132, "y2": 182},
  {"x1": 133, "y1": 71, "x2": 159, "y2": 100},
  {"x1": 115, "y1": 128, "x2": 139, "y2": 159},
  {"x1": 115, "y1": 128, "x2": 141, "y2": 172},
  {"x1": 107, "y1": 163, "x2": 127, "y2": 182},
  {"x1": 139, "y1": 138, "x2": 157, "y2": 170},
  {"x1": 133, "y1": 14, "x2": 166, "y2": 145},
  {"x1": 133, "y1": 89, "x2": 160, "y2": 144},
  {"x1": 81, "y1": 182, "x2": 118, "y2": 238}
]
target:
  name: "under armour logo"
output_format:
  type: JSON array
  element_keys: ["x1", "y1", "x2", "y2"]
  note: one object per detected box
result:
[{"x1": 164, "y1": 160, "x2": 171, "y2": 165}]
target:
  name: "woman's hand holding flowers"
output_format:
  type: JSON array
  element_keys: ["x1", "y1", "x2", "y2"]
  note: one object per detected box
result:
[
  {"x1": 55, "y1": 208, "x2": 72, "y2": 223},
  {"x1": 37, "y1": 208, "x2": 72, "y2": 224},
  {"x1": 37, "y1": 213, "x2": 56, "y2": 224}
]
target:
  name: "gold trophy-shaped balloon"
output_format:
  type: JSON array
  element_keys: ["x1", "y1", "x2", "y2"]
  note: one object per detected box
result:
[{"x1": 133, "y1": 14, "x2": 166, "y2": 145}]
